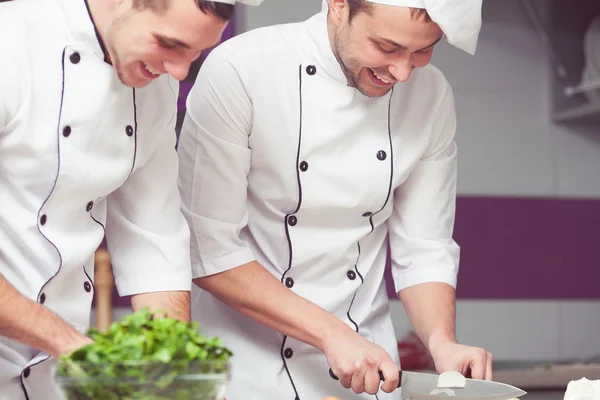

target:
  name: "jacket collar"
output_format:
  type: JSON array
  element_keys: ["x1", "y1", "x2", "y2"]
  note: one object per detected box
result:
[
  {"x1": 55, "y1": 0, "x2": 106, "y2": 62},
  {"x1": 305, "y1": 8, "x2": 349, "y2": 85}
]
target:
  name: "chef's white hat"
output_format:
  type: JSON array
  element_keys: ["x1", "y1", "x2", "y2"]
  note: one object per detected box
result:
[
  {"x1": 211, "y1": 0, "x2": 264, "y2": 5},
  {"x1": 321, "y1": 0, "x2": 482, "y2": 55}
]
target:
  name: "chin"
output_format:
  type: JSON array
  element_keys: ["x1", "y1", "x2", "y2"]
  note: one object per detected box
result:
[
  {"x1": 116, "y1": 65, "x2": 153, "y2": 88},
  {"x1": 358, "y1": 85, "x2": 393, "y2": 98}
]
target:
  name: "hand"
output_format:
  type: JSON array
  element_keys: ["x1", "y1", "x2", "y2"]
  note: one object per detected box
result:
[
  {"x1": 322, "y1": 328, "x2": 398, "y2": 395},
  {"x1": 429, "y1": 339, "x2": 493, "y2": 380},
  {"x1": 56, "y1": 334, "x2": 94, "y2": 358}
]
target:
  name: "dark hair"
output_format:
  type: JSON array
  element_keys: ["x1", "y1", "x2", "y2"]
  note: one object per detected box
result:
[
  {"x1": 132, "y1": 0, "x2": 235, "y2": 21},
  {"x1": 346, "y1": 0, "x2": 431, "y2": 23}
]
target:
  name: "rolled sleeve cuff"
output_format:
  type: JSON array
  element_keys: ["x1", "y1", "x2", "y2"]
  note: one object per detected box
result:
[
  {"x1": 392, "y1": 265, "x2": 458, "y2": 294},
  {"x1": 115, "y1": 269, "x2": 192, "y2": 297},
  {"x1": 191, "y1": 247, "x2": 256, "y2": 278}
]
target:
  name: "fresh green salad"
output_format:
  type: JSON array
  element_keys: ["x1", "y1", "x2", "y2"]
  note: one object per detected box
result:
[{"x1": 56, "y1": 309, "x2": 232, "y2": 400}]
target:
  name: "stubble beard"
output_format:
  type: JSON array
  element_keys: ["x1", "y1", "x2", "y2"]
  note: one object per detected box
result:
[
  {"x1": 106, "y1": 14, "x2": 134, "y2": 87},
  {"x1": 332, "y1": 32, "x2": 389, "y2": 98}
]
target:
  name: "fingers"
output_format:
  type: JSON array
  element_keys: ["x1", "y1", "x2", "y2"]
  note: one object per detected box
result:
[
  {"x1": 350, "y1": 365, "x2": 367, "y2": 394},
  {"x1": 485, "y1": 351, "x2": 493, "y2": 381},
  {"x1": 469, "y1": 348, "x2": 488, "y2": 380},
  {"x1": 364, "y1": 367, "x2": 381, "y2": 395},
  {"x1": 379, "y1": 360, "x2": 399, "y2": 393},
  {"x1": 338, "y1": 367, "x2": 352, "y2": 390}
]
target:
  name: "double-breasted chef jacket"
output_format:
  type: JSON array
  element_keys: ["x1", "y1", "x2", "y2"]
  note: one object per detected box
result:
[
  {"x1": 178, "y1": 4, "x2": 461, "y2": 400},
  {"x1": 0, "y1": 0, "x2": 192, "y2": 398}
]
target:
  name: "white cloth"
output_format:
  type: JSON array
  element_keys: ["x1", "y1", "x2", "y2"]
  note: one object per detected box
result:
[
  {"x1": 178, "y1": 7, "x2": 460, "y2": 400},
  {"x1": 0, "y1": 0, "x2": 192, "y2": 398},
  {"x1": 321, "y1": 0, "x2": 482, "y2": 54}
]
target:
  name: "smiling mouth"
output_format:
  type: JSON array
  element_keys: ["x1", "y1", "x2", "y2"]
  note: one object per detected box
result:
[
  {"x1": 368, "y1": 68, "x2": 395, "y2": 86},
  {"x1": 141, "y1": 62, "x2": 161, "y2": 78}
]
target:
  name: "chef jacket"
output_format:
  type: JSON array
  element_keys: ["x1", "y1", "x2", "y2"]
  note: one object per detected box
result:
[
  {"x1": 0, "y1": 0, "x2": 192, "y2": 398},
  {"x1": 178, "y1": 6, "x2": 460, "y2": 400}
]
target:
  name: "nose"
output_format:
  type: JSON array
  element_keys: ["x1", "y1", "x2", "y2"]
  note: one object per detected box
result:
[
  {"x1": 163, "y1": 59, "x2": 193, "y2": 81},
  {"x1": 388, "y1": 56, "x2": 413, "y2": 83}
]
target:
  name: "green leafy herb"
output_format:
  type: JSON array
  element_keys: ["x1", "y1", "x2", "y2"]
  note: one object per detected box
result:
[{"x1": 56, "y1": 308, "x2": 232, "y2": 400}]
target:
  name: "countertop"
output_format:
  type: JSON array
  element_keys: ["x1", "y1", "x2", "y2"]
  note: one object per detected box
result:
[{"x1": 522, "y1": 390, "x2": 564, "y2": 400}]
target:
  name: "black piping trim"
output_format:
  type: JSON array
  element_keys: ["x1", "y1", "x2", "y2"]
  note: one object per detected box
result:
[
  {"x1": 20, "y1": 355, "x2": 52, "y2": 400},
  {"x1": 346, "y1": 241, "x2": 363, "y2": 332},
  {"x1": 83, "y1": 0, "x2": 109, "y2": 63},
  {"x1": 91, "y1": 214, "x2": 105, "y2": 230},
  {"x1": 90, "y1": 196, "x2": 106, "y2": 231},
  {"x1": 281, "y1": 64, "x2": 304, "y2": 283},
  {"x1": 280, "y1": 336, "x2": 300, "y2": 399},
  {"x1": 280, "y1": 64, "x2": 305, "y2": 399},
  {"x1": 367, "y1": 87, "x2": 395, "y2": 235},
  {"x1": 280, "y1": 63, "x2": 304, "y2": 400},
  {"x1": 82, "y1": 265, "x2": 95, "y2": 296},
  {"x1": 126, "y1": 88, "x2": 139, "y2": 179},
  {"x1": 19, "y1": 377, "x2": 30, "y2": 400},
  {"x1": 36, "y1": 48, "x2": 68, "y2": 305}
]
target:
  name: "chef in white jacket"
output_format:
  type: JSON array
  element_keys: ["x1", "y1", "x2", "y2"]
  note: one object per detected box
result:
[
  {"x1": 178, "y1": 0, "x2": 491, "y2": 399},
  {"x1": 0, "y1": 0, "x2": 259, "y2": 399}
]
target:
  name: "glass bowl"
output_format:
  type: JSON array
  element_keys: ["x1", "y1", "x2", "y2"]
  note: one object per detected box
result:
[{"x1": 55, "y1": 359, "x2": 230, "y2": 400}]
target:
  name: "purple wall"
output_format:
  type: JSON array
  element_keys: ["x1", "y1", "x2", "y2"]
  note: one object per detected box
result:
[
  {"x1": 385, "y1": 196, "x2": 600, "y2": 300},
  {"x1": 104, "y1": 196, "x2": 600, "y2": 309}
]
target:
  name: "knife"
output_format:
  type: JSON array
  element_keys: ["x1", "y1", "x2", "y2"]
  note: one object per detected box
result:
[{"x1": 328, "y1": 368, "x2": 527, "y2": 400}]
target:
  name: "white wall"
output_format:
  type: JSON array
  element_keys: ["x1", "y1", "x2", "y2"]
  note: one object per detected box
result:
[
  {"x1": 96, "y1": 301, "x2": 600, "y2": 363},
  {"x1": 236, "y1": 0, "x2": 600, "y2": 198},
  {"x1": 237, "y1": 0, "x2": 322, "y2": 32},
  {"x1": 435, "y1": 0, "x2": 600, "y2": 198}
]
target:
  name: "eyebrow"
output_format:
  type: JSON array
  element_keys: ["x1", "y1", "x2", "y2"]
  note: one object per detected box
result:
[
  {"x1": 377, "y1": 35, "x2": 443, "y2": 52},
  {"x1": 153, "y1": 33, "x2": 192, "y2": 50}
]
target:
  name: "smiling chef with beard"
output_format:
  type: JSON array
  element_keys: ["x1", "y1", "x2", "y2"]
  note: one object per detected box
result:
[
  {"x1": 177, "y1": 0, "x2": 492, "y2": 399},
  {"x1": 0, "y1": 0, "x2": 266, "y2": 399}
]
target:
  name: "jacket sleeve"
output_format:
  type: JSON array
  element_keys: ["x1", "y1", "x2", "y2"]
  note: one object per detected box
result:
[
  {"x1": 176, "y1": 47, "x2": 255, "y2": 279},
  {"x1": 104, "y1": 79, "x2": 192, "y2": 296},
  {"x1": 387, "y1": 80, "x2": 461, "y2": 295}
]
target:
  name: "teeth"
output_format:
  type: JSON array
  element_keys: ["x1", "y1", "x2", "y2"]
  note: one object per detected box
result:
[
  {"x1": 143, "y1": 63, "x2": 161, "y2": 76},
  {"x1": 372, "y1": 69, "x2": 392, "y2": 84}
]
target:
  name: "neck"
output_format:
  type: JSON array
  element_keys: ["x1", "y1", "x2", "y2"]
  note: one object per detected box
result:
[
  {"x1": 326, "y1": 13, "x2": 337, "y2": 56},
  {"x1": 85, "y1": 0, "x2": 112, "y2": 64}
]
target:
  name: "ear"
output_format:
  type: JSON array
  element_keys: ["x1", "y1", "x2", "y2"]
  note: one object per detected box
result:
[{"x1": 328, "y1": 0, "x2": 348, "y2": 26}]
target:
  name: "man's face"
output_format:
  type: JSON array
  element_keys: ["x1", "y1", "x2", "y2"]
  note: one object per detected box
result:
[
  {"x1": 105, "y1": 0, "x2": 227, "y2": 87},
  {"x1": 330, "y1": 2, "x2": 443, "y2": 98}
]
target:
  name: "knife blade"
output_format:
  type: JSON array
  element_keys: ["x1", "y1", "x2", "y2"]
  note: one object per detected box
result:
[{"x1": 328, "y1": 368, "x2": 527, "y2": 400}]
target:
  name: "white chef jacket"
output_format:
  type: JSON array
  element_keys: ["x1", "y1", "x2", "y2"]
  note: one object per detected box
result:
[
  {"x1": 178, "y1": 7, "x2": 460, "y2": 400},
  {"x1": 0, "y1": 0, "x2": 192, "y2": 398}
]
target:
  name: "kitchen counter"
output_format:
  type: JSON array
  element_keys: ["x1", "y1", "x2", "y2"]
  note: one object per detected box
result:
[{"x1": 522, "y1": 390, "x2": 564, "y2": 400}]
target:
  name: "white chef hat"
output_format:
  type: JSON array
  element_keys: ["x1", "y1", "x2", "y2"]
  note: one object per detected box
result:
[
  {"x1": 321, "y1": 0, "x2": 482, "y2": 55},
  {"x1": 210, "y1": 0, "x2": 264, "y2": 5}
]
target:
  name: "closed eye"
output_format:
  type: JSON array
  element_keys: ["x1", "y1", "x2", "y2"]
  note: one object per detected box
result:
[
  {"x1": 415, "y1": 46, "x2": 433, "y2": 54},
  {"x1": 157, "y1": 38, "x2": 177, "y2": 50},
  {"x1": 376, "y1": 44, "x2": 396, "y2": 54}
]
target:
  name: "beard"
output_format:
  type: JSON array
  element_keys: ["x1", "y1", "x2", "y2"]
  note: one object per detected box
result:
[
  {"x1": 332, "y1": 30, "x2": 360, "y2": 91},
  {"x1": 106, "y1": 42, "x2": 129, "y2": 85},
  {"x1": 105, "y1": 13, "x2": 135, "y2": 87},
  {"x1": 332, "y1": 30, "x2": 392, "y2": 98}
]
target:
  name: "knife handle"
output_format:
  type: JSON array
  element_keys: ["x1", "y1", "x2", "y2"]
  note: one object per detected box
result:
[{"x1": 328, "y1": 368, "x2": 402, "y2": 388}]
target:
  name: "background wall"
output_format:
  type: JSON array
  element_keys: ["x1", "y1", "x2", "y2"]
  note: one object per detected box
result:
[{"x1": 104, "y1": 0, "x2": 600, "y2": 364}]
